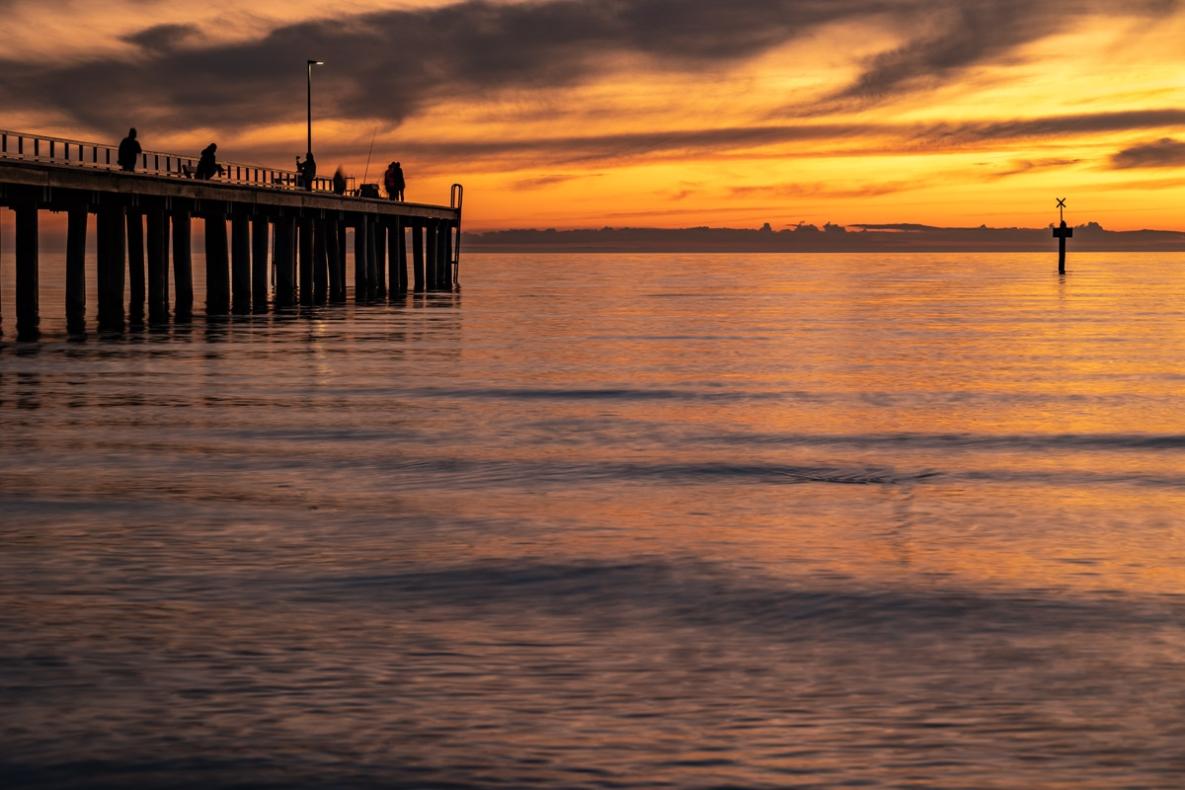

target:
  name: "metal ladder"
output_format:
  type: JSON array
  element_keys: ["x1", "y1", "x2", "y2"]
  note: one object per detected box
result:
[{"x1": 450, "y1": 183, "x2": 463, "y2": 287}]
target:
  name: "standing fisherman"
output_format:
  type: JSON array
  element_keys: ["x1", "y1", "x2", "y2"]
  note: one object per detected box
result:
[
  {"x1": 297, "y1": 151, "x2": 317, "y2": 190},
  {"x1": 384, "y1": 161, "x2": 406, "y2": 201},
  {"x1": 117, "y1": 128, "x2": 141, "y2": 172}
]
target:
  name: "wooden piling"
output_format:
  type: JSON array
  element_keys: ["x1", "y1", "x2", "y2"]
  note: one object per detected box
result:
[
  {"x1": 372, "y1": 221, "x2": 387, "y2": 299},
  {"x1": 298, "y1": 217, "x2": 314, "y2": 306},
  {"x1": 440, "y1": 222, "x2": 447, "y2": 290},
  {"x1": 172, "y1": 211, "x2": 193, "y2": 319},
  {"x1": 368, "y1": 220, "x2": 379, "y2": 299},
  {"x1": 126, "y1": 211, "x2": 145, "y2": 324},
  {"x1": 14, "y1": 202, "x2": 39, "y2": 340},
  {"x1": 326, "y1": 217, "x2": 343, "y2": 302},
  {"x1": 354, "y1": 216, "x2": 370, "y2": 301},
  {"x1": 274, "y1": 216, "x2": 296, "y2": 308},
  {"x1": 204, "y1": 214, "x2": 230, "y2": 315},
  {"x1": 66, "y1": 206, "x2": 87, "y2": 334},
  {"x1": 426, "y1": 222, "x2": 440, "y2": 291},
  {"x1": 231, "y1": 214, "x2": 251, "y2": 314},
  {"x1": 398, "y1": 220, "x2": 410, "y2": 293},
  {"x1": 336, "y1": 223, "x2": 347, "y2": 300},
  {"x1": 388, "y1": 220, "x2": 405, "y2": 294},
  {"x1": 412, "y1": 223, "x2": 425, "y2": 292},
  {"x1": 146, "y1": 208, "x2": 169, "y2": 324},
  {"x1": 313, "y1": 219, "x2": 329, "y2": 305},
  {"x1": 96, "y1": 204, "x2": 126, "y2": 332},
  {"x1": 251, "y1": 216, "x2": 269, "y2": 311}
]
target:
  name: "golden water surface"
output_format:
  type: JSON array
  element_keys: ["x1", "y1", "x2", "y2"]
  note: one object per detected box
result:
[{"x1": 2, "y1": 252, "x2": 1185, "y2": 788}]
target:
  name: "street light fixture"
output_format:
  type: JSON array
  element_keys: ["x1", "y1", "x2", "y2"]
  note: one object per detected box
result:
[{"x1": 307, "y1": 59, "x2": 324, "y2": 155}]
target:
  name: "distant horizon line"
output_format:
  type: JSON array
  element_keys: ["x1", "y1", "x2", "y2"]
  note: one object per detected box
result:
[
  {"x1": 462, "y1": 221, "x2": 1185, "y2": 253},
  {"x1": 467, "y1": 220, "x2": 1183, "y2": 234}
]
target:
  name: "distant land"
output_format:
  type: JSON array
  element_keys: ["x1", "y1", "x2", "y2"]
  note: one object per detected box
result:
[{"x1": 465, "y1": 222, "x2": 1185, "y2": 253}]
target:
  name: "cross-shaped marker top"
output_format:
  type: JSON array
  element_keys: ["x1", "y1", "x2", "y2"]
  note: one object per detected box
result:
[{"x1": 1056, "y1": 197, "x2": 1067, "y2": 223}]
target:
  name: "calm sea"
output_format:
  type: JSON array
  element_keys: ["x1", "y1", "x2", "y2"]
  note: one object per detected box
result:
[{"x1": 2, "y1": 252, "x2": 1185, "y2": 789}]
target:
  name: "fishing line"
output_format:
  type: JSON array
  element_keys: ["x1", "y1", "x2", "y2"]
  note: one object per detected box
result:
[{"x1": 361, "y1": 126, "x2": 378, "y2": 186}]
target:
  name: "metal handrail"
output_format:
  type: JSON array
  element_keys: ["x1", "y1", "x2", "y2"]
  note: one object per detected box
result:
[
  {"x1": 0, "y1": 127, "x2": 348, "y2": 194},
  {"x1": 450, "y1": 183, "x2": 464, "y2": 286}
]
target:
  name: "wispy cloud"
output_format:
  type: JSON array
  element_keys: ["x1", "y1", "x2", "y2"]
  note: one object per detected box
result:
[
  {"x1": 1111, "y1": 138, "x2": 1185, "y2": 169},
  {"x1": 981, "y1": 158, "x2": 1082, "y2": 180},
  {"x1": 510, "y1": 173, "x2": 596, "y2": 190},
  {"x1": 730, "y1": 181, "x2": 919, "y2": 199},
  {"x1": 801, "y1": 0, "x2": 1180, "y2": 110},
  {"x1": 913, "y1": 110, "x2": 1185, "y2": 148},
  {"x1": 383, "y1": 111, "x2": 1185, "y2": 171}
]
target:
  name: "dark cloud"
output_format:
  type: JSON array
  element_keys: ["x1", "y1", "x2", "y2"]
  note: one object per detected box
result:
[
  {"x1": 913, "y1": 110, "x2": 1185, "y2": 147},
  {"x1": 825, "y1": 0, "x2": 1179, "y2": 106},
  {"x1": 830, "y1": 1, "x2": 1044, "y2": 102},
  {"x1": 384, "y1": 110, "x2": 1185, "y2": 172},
  {"x1": 1111, "y1": 138, "x2": 1185, "y2": 169},
  {"x1": 1, "y1": 0, "x2": 873, "y2": 133},
  {"x1": 123, "y1": 23, "x2": 201, "y2": 53},
  {"x1": 1, "y1": 0, "x2": 1178, "y2": 141}
]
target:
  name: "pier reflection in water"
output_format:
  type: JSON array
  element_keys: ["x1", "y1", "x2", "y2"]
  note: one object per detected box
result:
[{"x1": 2, "y1": 252, "x2": 1185, "y2": 788}]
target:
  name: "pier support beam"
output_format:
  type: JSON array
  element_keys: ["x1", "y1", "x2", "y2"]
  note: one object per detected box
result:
[
  {"x1": 172, "y1": 211, "x2": 193, "y2": 320},
  {"x1": 438, "y1": 222, "x2": 450, "y2": 290},
  {"x1": 66, "y1": 206, "x2": 87, "y2": 335},
  {"x1": 97, "y1": 204, "x2": 126, "y2": 332},
  {"x1": 373, "y1": 222, "x2": 386, "y2": 299},
  {"x1": 231, "y1": 214, "x2": 251, "y2": 314},
  {"x1": 252, "y1": 216, "x2": 269, "y2": 311},
  {"x1": 298, "y1": 217, "x2": 314, "y2": 306},
  {"x1": 412, "y1": 223, "x2": 425, "y2": 292},
  {"x1": 274, "y1": 216, "x2": 295, "y2": 308},
  {"x1": 327, "y1": 217, "x2": 343, "y2": 303},
  {"x1": 337, "y1": 224, "x2": 347, "y2": 300},
  {"x1": 426, "y1": 222, "x2": 440, "y2": 291},
  {"x1": 313, "y1": 219, "x2": 329, "y2": 305},
  {"x1": 354, "y1": 216, "x2": 370, "y2": 301},
  {"x1": 388, "y1": 220, "x2": 406, "y2": 295},
  {"x1": 127, "y1": 211, "x2": 145, "y2": 325},
  {"x1": 204, "y1": 214, "x2": 230, "y2": 315},
  {"x1": 146, "y1": 208, "x2": 169, "y2": 324},
  {"x1": 15, "y1": 202, "x2": 39, "y2": 340}
]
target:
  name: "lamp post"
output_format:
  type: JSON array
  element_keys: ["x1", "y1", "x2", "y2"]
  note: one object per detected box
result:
[{"x1": 306, "y1": 59, "x2": 324, "y2": 155}]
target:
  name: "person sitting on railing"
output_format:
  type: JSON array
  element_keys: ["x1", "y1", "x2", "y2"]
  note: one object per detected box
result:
[
  {"x1": 296, "y1": 151, "x2": 317, "y2": 190},
  {"x1": 195, "y1": 143, "x2": 222, "y2": 180},
  {"x1": 332, "y1": 166, "x2": 347, "y2": 196},
  {"x1": 117, "y1": 128, "x2": 141, "y2": 172}
]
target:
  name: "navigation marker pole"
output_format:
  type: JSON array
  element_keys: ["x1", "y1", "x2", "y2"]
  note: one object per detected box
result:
[{"x1": 1053, "y1": 198, "x2": 1072, "y2": 275}]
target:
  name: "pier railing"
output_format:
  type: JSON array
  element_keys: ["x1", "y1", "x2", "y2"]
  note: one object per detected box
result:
[{"x1": 0, "y1": 128, "x2": 348, "y2": 194}]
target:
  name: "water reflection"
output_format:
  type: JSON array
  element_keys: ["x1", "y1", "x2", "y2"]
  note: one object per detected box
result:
[{"x1": 2, "y1": 253, "x2": 1185, "y2": 788}]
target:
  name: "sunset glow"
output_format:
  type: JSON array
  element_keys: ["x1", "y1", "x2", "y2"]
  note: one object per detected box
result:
[{"x1": 3, "y1": 0, "x2": 1185, "y2": 230}]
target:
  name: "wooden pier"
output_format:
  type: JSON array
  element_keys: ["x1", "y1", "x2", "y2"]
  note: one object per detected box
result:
[{"x1": 0, "y1": 129, "x2": 462, "y2": 340}]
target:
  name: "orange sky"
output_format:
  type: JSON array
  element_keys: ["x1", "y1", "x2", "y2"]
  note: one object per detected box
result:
[{"x1": 2, "y1": 0, "x2": 1185, "y2": 230}]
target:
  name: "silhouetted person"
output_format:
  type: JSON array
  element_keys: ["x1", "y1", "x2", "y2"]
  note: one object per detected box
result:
[
  {"x1": 332, "y1": 166, "x2": 347, "y2": 195},
  {"x1": 384, "y1": 161, "x2": 405, "y2": 201},
  {"x1": 195, "y1": 143, "x2": 222, "y2": 180},
  {"x1": 297, "y1": 152, "x2": 317, "y2": 190},
  {"x1": 117, "y1": 127, "x2": 141, "y2": 172}
]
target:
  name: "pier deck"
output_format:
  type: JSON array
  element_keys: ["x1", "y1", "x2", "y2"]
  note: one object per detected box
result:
[{"x1": 0, "y1": 129, "x2": 462, "y2": 340}]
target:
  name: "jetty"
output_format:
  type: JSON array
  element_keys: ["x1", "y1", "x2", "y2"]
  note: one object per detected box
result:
[{"x1": 0, "y1": 129, "x2": 462, "y2": 340}]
